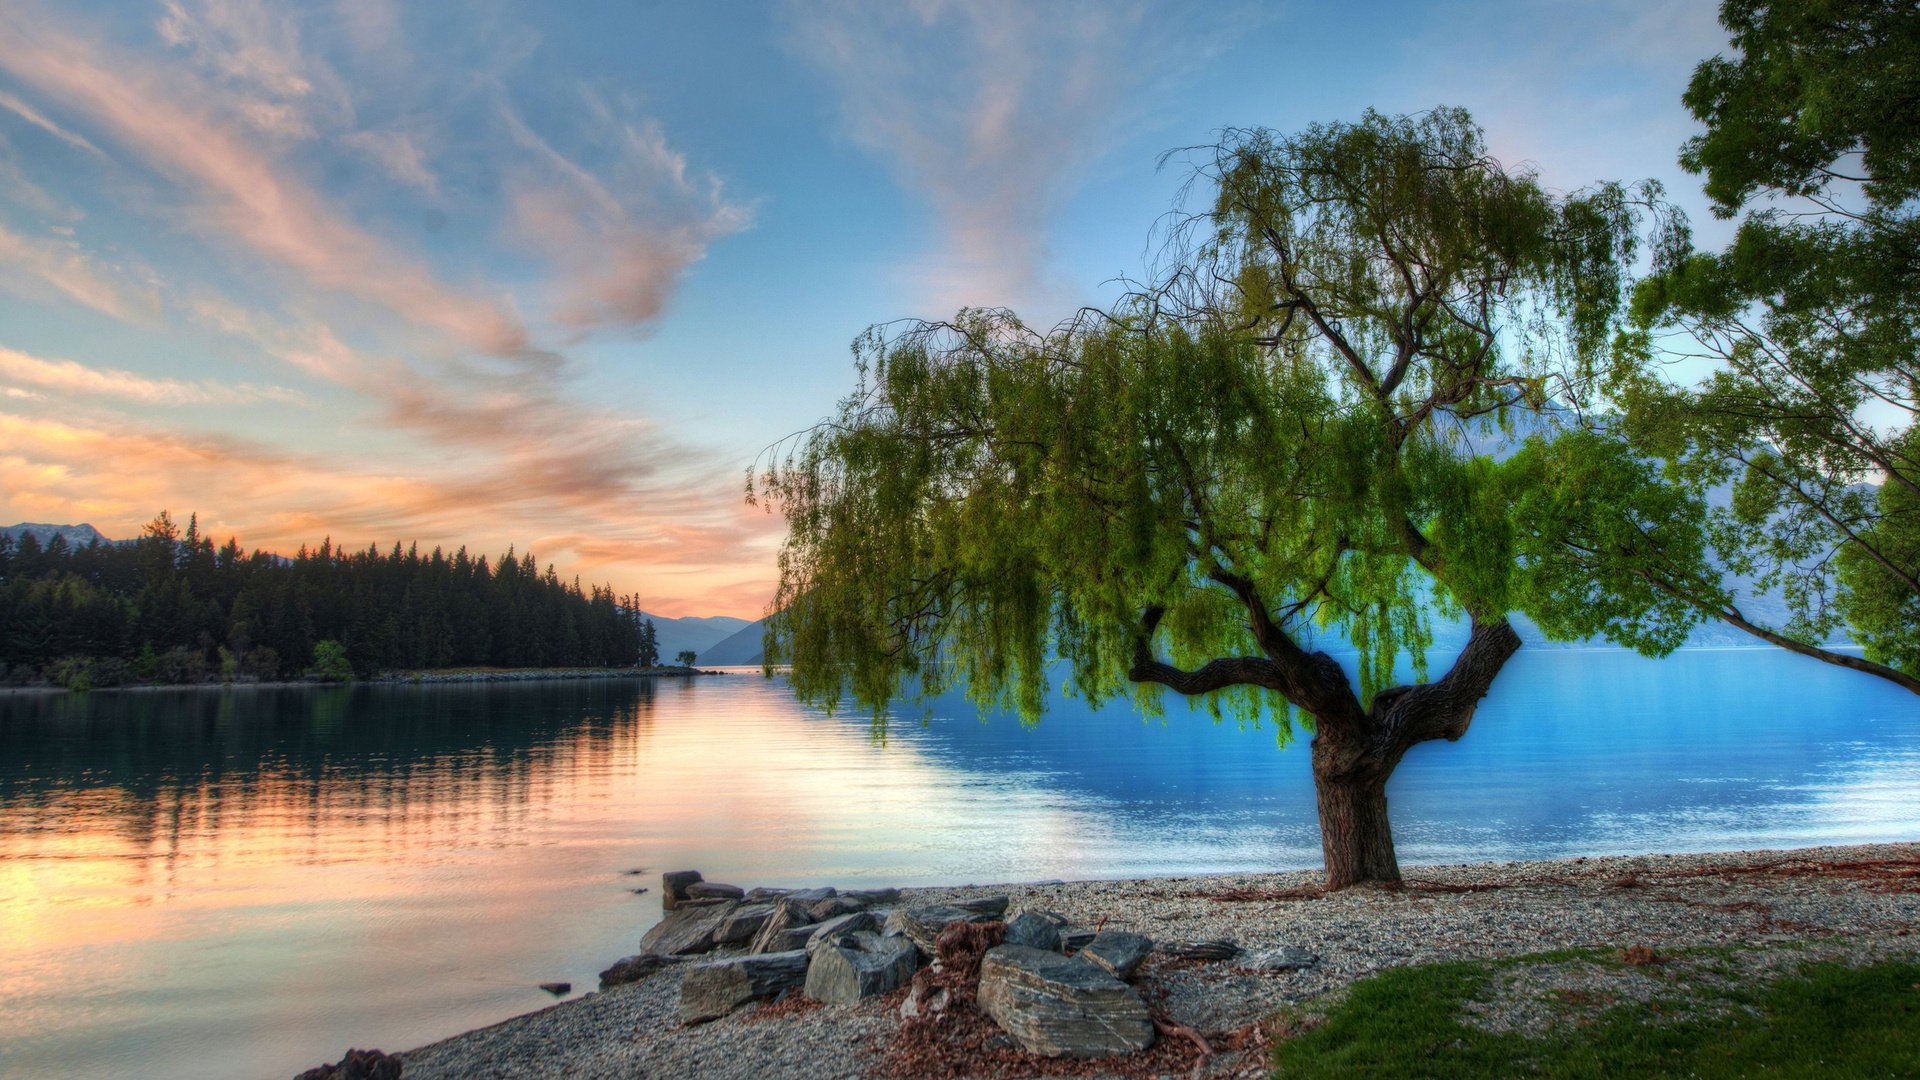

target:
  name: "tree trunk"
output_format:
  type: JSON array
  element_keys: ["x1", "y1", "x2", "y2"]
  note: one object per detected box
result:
[{"x1": 1312, "y1": 759, "x2": 1399, "y2": 889}]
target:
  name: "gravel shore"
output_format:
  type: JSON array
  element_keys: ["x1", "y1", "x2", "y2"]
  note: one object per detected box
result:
[{"x1": 398, "y1": 843, "x2": 1920, "y2": 1079}]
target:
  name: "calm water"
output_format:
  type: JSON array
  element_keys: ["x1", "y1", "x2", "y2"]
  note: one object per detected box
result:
[{"x1": 2, "y1": 649, "x2": 1917, "y2": 1079}]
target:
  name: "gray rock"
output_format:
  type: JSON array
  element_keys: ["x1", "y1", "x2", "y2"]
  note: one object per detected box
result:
[
  {"x1": 953, "y1": 895, "x2": 1011, "y2": 918},
  {"x1": 685, "y1": 881, "x2": 746, "y2": 902},
  {"x1": 536, "y1": 981, "x2": 571, "y2": 996},
  {"x1": 744, "y1": 886, "x2": 794, "y2": 902},
  {"x1": 1003, "y1": 912, "x2": 1063, "y2": 952},
  {"x1": 755, "y1": 926, "x2": 816, "y2": 953},
  {"x1": 841, "y1": 887, "x2": 901, "y2": 906},
  {"x1": 713, "y1": 902, "x2": 777, "y2": 946},
  {"x1": 1243, "y1": 946, "x2": 1319, "y2": 971},
  {"x1": 637, "y1": 900, "x2": 737, "y2": 956},
  {"x1": 1078, "y1": 931, "x2": 1153, "y2": 980},
  {"x1": 749, "y1": 897, "x2": 820, "y2": 954},
  {"x1": 807, "y1": 895, "x2": 866, "y2": 921},
  {"x1": 679, "y1": 950, "x2": 811, "y2": 1023},
  {"x1": 1061, "y1": 928, "x2": 1099, "y2": 952},
  {"x1": 805, "y1": 910, "x2": 880, "y2": 956},
  {"x1": 883, "y1": 904, "x2": 1002, "y2": 955},
  {"x1": 598, "y1": 953, "x2": 681, "y2": 989},
  {"x1": 1159, "y1": 938, "x2": 1239, "y2": 961},
  {"x1": 899, "y1": 982, "x2": 950, "y2": 1019},
  {"x1": 977, "y1": 944, "x2": 1154, "y2": 1058},
  {"x1": 661, "y1": 870, "x2": 703, "y2": 911},
  {"x1": 804, "y1": 932, "x2": 920, "y2": 1004},
  {"x1": 785, "y1": 886, "x2": 837, "y2": 905}
]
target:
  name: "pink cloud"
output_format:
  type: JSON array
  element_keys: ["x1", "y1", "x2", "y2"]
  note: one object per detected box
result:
[
  {"x1": 0, "y1": 345, "x2": 302, "y2": 405},
  {"x1": 0, "y1": 221, "x2": 160, "y2": 322}
]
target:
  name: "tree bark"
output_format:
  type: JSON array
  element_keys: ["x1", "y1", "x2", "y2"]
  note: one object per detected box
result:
[{"x1": 1311, "y1": 755, "x2": 1399, "y2": 889}]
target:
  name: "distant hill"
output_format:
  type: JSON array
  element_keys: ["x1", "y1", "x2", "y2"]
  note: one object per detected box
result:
[
  {"x1": 636, "y1": 612, "x2": 753, "y2": 663},
  {"x1": 700, "y1": 618, "x2": 769, "y2": 665},
  {"x1": 3, "y1": 522, "x2": 110, "y2": 548}
]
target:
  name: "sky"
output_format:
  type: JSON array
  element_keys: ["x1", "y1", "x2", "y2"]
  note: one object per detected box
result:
[{"x1": 0, "y1": 0, "x2": 1734, "y2": 617}]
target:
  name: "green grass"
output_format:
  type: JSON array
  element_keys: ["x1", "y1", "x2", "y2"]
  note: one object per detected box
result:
[{"x1": 1271, "y1": 952, "x2": 1920, "y2": 1079}]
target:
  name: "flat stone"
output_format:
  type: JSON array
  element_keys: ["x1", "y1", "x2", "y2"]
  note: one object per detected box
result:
[
  {"x1": 805, "y1": 910, "x2": 880, "y2": 956},
  {"x1": 750, "y1": 897, "x2": 820, "y2": 954},
  {"x1": 536, "y1": 981, "x2": 571, "y2": 996},
  {"x1": 713, "y1": 903, "x2": 777, "y2": 946},
  {"x1": 1061, "y1": 928, "x2": 1098, "y2": 952},
  {"x1": 598, "y1": 953, "x2": 681, "y2": 989},
  {"x1": 807, "y1": 895, "x2": 866, "y2": 921},
  {"x1": 1159, "y1": 938, "x2": 1239, "y2": 961},
  {"x1": 1243, "y1": 946, "x2": 1319, "y2": 971},
  {"x1": 785, "y1": 886, "x2": 837, "y2": 905},
  {"x1": 1078, "y1": 931, "x2": 1153, "y2": 980},
  {"x1": 953, "y1": 895, "x2": 1010, "y2": 918},
  {"x1": 841, "y1": 887, "x2": 901, "y2": 906},
  {"x1": 686, "y1": 881, "x2": 746, "y2": 901},
  {"x1": 883, "y1": 904, "x2": 1003, "y2": 955},
  {"x1": 679, "y1": 950, "x2": 811, "y2": 1023},
  {"x1": 804, "y1": 932, "x2": 920, "y2": 1004},
  {"x1": 1003, "y1": 912, "x2": 1063, "y2": 952},
  {"x1": 638, "y1": 900, "x2": 737, "y2": 956},
  {"x1": 744, "y1": 886, "x2": 794, "y2": 902},
  {"x1": 977, "y1": 944, "x2": 1154, "y2": 1058},
  {"x1": 661, "y1": 870, "x2": 703, "y2": 911},
  {"x1": 755, "y1": 926, "x2": 816, "y2": 953}
]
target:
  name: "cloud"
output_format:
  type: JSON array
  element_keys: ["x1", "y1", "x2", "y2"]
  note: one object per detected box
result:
[
  {"x1": 0, "y1": 345, "x2": 302, "y2": 405},
  {"x1": 0, "y1": 221, "x2": 159, "y2": 322},
  {"x1": 785, "y1": 0, "x2": 1167, "y2": 311},
  {"x1": 501, "y1": 95, "x2": 753, "y2": 331},
  {"x1": 0, "y1": 88, "x2": 106, "y2": 156},
  {"x1": 341, "y1": 128, "x2": 437, "y2": 193},
  {"x1": 0, "y1": 15, "x2": 527, "y2": 354}
]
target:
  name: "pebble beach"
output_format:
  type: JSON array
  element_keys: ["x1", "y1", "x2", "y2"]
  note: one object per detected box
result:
[{"x1": 391, "y1": 842, "x2": 1920, "y2": 1080}]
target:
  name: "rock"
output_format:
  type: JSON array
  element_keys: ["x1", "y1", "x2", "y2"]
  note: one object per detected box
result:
[
  {"x1": 977, "y1": 945, "x2": 1154, "y2": 1058},
  {"x1": 785, "y1": 886, "x2": 837, "y2": 905},
  {"x1": 1078, "y1": 931, "x2": 1153, "y2": 980},
  {"x1": 679, "y1": 950, "x2": 810, "y2": 1023},
  {"x1": 661, "y1": 870, "x2": 703, "y2": 911},
  {"x1": 686, "y1": 881, "x2": 746, "y2": 902},
  {"x1": 883, "y1": 904, "x2": 1002, "y2": 955},
  {"x1": 292, "y1": 1049, "x2": 402, "y2": 1080},
  {"x1": 1061, "y1": 928, "x2": 1099, "y2": 952},
  {"x1": 804, "y1": 932, "x2": 920, "y2": 1004},
  {"x1": 621, "y1": 868, "x2": 647, "y2": 876},
  {"x1": 805, "y1": 910, "x2": 880, "y2": 956},
  {"x1": 750, "y1": 897, "x2": 820, "y2": 954},
  {"x1": 953, "y1": 895, "x2": 1010, "y2": 918},
  {"x1": 744, "y1": 886, "x2": 794, "y2": 902},
  {"x1": 638, "y1": 900, "x2": 737, "y2": 956},
  {"x1": 807, "y1": 895, "x2": 866, "y2": 921},
  {"x1": 713, "y1": 903, "x2": 777, "y2": 946},
  {"x1": 598, "y1": 953, "x2": 681, "y2": 989},
  {"x1": 629, "y1": 887, "x2": 650, "y2": 895},
  {"x1": 536, "y1": 981, "x2": 571, "y2": 996},
  {"x1": 899, "y1": 982, "x2": 951, "y2": 1019},
  {"x1": 1002, "y1": 912, "x2": 1063, "y2": 952},
  {"x1": 1243, "y1": 946, "x2": 1319, "y2": 971},
  {"x1": 1159, "y1": 938, "x2": 1240, "y2": 961},
  {"x1": 842, "y1": 887, "x2": 901, "y2": 906},
  {"x1": 756, "y1": 926, "x2": 815, "y2": 953}
]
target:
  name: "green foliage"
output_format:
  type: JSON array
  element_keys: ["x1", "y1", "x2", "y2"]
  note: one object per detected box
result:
[
  {"x1": 675, "y1": 649, "x2": 697, "y2": 666},
  {"x1": 309, "y1": 639, "x2": 352, "y2": 683},
  {"x1": 1619, "y1": 0, "x2": 1918, "y2": 683},
  {"x1": 1270, "y1": 952, "x2": 1920, "y2": 1078},
  {"x1": 761, "y1": 109, "x2": 1692, "y2": 729}
]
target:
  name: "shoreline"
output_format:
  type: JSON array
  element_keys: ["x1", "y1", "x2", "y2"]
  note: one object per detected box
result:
[
  {"x1": 0, "y1": 666, "x2": 725, "y2": 696},
  {"x1": 395, "y1": 841, "x2": 1920, "y2": 1079}
]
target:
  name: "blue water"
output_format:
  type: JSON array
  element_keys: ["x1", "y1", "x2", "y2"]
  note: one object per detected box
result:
[{"x1": 0, "y1": 647, "x2": 1915, "y2": 1079}]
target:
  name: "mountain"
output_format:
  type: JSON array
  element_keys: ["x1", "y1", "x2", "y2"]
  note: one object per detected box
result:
[
  {"x1": 3, "y1": 522, "x2": 110, "y2": 548},
  {"x1": 636, "y1": 612, "x2": 753, "y2": 663},
  {"x1": 700, "y1": 618, "x2": 769, "y2": 665}
]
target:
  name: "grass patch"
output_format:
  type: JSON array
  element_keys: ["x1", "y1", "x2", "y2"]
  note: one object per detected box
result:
[{"x1": 1271, "y1": 953, "x2": 1920, "y2": 1079}]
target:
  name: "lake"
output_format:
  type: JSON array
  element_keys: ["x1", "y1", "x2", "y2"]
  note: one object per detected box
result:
[{"x1": 2, "y1": 648, "x2": 1917, "y2": 1079}]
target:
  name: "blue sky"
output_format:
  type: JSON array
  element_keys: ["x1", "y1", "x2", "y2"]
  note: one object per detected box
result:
[{"x1": 0, "y1": 0, "x2": 1730, "y2": 615}]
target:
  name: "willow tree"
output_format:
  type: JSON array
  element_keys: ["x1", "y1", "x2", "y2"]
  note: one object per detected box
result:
[{"x1": 757, "y1": 109, "x2": 1705, "y2": 888}]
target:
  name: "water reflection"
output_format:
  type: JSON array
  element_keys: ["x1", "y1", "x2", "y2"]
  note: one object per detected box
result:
[{"x1": 1, "y1": 649, "x2": 1916, "y2": 1080}]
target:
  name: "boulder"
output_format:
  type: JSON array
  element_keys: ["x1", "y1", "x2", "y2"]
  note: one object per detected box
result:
[
  {"x1": 785, "y1": 886, "x2": 837, "y2": 905},
  {"x1": 756, "y1": 926, "x2": 816, "y2": 953},
  {"x1": 598, "y1": 953, "x2": 681, "y2": 989},
  {"x1": 713, "y1": 903, "x2": 777, "y2": 946},
  {"x1": 749, "y1": 897, "x2": 819, "y2": 954},
  {"x1": 1061, "y1": 927, "x2": 1099, "y2": 952},
  {"x1": 536, "y1": 981, "x2": 571, "y2": 996},
  {"x1": 804, "y1": 932, "x2": 920, "y2": 1004},
  {"x1": 638, "y1": 900, "x2": 737, "y2": 956},
  {"x1": 953, "y1": 895, "x2": 1011, "y2": 918},
  {"x1": 842, "y1": 887, "x2": 901, "y2": 906},
  {"x1": 977, "y1": 945, "x2": 1153, "y2": 1058},
  {"x1": 807, "y1": 895, "x2": 866, "y2": 922},
  {"x1": 661, "y1": 870, "x2": 703, "y2": 911},
  {"x1": 805, "y1": 910, "x2": 880, "y2": 956},
  {"x1": 744, "y1": 886, "x2": 794, "y2": 902},
  {"x1": 1243, "y1": 946, "x2": 1319, "y2": 971},
  {"x1": 686, "y1": 881, "x2": 746, "y2": 902},
  {"x1": 883, "y1": 904, "x2": 1001, "y2": 955},
  {"x1": 1003, "y1": 912, "x2": 1063, "y2": 952},
  {"x1": 1077, "y1": 931, "x2": 1153, "y2": 980},
  {"x1": 292, "y1": 1049, "x2": 402, "y2": 1080},
  {"x1": 679, "y1": 950, "x2": 811, "y2": 1023},
  {"x1": 1159, "y1": 938, "x2": 1239, "y2": 961}
]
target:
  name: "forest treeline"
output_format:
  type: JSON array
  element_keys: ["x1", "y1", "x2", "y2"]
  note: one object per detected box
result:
[{"x1": 0, "y1": 511, "x2": 663, "y2": 687}]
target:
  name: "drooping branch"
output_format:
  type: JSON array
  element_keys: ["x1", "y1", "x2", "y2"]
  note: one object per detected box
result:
[{"x1": 1369, "y1": 617, "x2": 1522, "y2": 753}]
